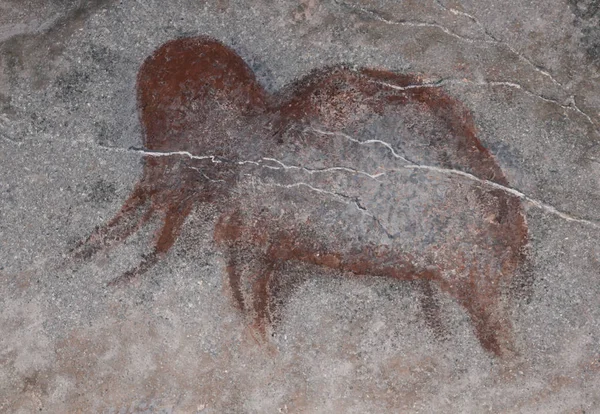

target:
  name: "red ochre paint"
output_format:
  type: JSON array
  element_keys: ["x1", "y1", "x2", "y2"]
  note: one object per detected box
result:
[{"x1": 73, "y1": 36, "x2": 529, "y2": 357}]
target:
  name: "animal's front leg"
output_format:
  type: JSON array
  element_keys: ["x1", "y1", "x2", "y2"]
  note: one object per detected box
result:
[
  {"x1": 221, "y1": 244, "x2": 279, "y2": 339},
  {"x1": 70, "y1": 157, "x2": 177, "y2": 263},
  {"x1": 70, "y1": 182, "x2": 154, "y2": 260},
  {"x1": 108, "y1": 196, "x2": 194, "y2": 286}
]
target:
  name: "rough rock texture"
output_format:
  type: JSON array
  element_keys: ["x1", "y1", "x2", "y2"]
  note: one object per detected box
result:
[{"x1": 1, "y1": 0, "x2": 600, "y2": 412}]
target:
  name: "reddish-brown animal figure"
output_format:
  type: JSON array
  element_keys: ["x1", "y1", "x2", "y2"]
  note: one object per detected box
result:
[{"x1": 74, "y1": 36, "x2": 528, "y2": 357}]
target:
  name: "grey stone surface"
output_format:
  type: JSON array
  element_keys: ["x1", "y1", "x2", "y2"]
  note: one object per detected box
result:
[{"x1": 1, "y1": 0, "x2": 600, "y2": 412}]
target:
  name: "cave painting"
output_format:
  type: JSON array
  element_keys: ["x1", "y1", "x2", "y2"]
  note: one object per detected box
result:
[{"x1": 73, "y1": 36, "x2": 529, "y2": 357}]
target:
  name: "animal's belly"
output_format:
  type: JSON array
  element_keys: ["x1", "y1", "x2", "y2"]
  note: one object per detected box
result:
[
  {"x1": 226, "y1": 159, "x2": 515, "y2": 285},
  {"x1": 199, "y1": 100, "x2": 524, "y2": 286}
]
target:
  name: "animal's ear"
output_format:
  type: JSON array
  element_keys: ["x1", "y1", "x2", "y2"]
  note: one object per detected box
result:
[{"x1": 136, "y1": 36, "x2": 267, "y2": 150}]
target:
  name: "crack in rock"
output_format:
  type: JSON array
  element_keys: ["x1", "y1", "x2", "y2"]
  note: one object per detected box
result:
[
  {"x1": 367, "y1": 77, "x2": 600, "y2": 144},
  {"x1": 335, "y1": 0, "x2": 600, "y2": 133},
  {"x1": 334, "y1": 0, "x2": 495, "y2": 44},
  {"x1": 444, "y1": 79, "x2": 600, "y2": 140},
  {"x1": 261, "y1": 156, "x2": 386, "y2": 179},
  {"x1": 336, "y1": 0, "x2": 562, "y2": 87},
  {"x1": 404, "y1": 164, "x2": 599, "y2": 228},
  {"x1": 119, "y1": 144, "x2": 600, "y2": 229},
  {"x1": 308, "y1": 128, "x2": 600, "y2": 229},
  {"x1": 451, "y1": 81, "x2": 594, "y2": 130},
  {"x1": 253, "y1": 179, "x2": 396, "y2": 238},
  {"x1": 308, "y1": 126, "x2": 415, "y2": 164},
  {"x1": 431, "y1": 0, "x2": 563, "y2": 87},
  {"x1": 52, "y1": 138, "x2": 600, "y2": 230}
]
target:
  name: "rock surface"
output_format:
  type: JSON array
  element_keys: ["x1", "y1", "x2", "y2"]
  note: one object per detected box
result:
[{"x1": 1, "y1": 0, "x2": 600, "y2": 412}]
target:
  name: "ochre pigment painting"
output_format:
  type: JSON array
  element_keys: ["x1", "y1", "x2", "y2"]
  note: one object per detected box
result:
[{"x1": 72, "y1": 36, "x2": 529, "y2": 358}]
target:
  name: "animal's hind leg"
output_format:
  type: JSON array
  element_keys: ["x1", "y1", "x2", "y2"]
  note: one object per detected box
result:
[
  {"x1": 458, "y1": 281, "x2": 515, "y2": 358},
  {"x1": 108, "y1": 196, "x2": 194, "y2": 286},
  {"x1": 249, "y1": 262, "x2": 277, "y2": 339},
  {"x1": 222, "y1": 247, "x2": 256, "y2": 313},
  {"x1": 219, "y1": 243, "x2": 278, "y2": 339}
]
